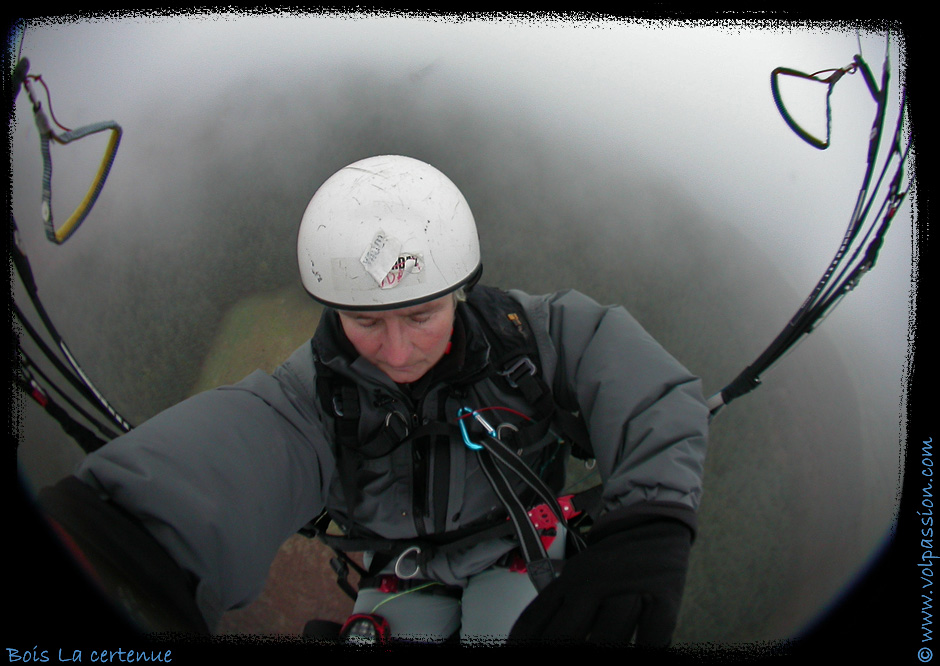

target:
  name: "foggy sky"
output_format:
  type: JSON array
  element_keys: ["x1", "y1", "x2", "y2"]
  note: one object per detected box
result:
[{"x1": 10, "y1": 14, "x2": 912, "y2": 386}]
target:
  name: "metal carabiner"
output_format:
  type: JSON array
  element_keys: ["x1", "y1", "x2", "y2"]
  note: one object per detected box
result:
[
  {"x1": 394, "y1": 545, "x2": 422, "y2": 580},
  {"x1": 457, "y1": 407, "x2": 485, "y2": 450},
  {"x1": 471, "y1": 410, "x2": 498, "y2": 438}
]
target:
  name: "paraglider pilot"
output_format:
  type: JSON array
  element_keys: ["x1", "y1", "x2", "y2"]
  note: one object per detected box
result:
[{"x1": 39, "y1": 155, "x2": 708, "y2": 646}]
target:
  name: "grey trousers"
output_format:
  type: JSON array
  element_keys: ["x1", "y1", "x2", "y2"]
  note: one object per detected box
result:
[
  {"x1": 353, "y1": 565, "x2": 539, "y2": 644},
  {"x1": 352, "y1": 532, "x2": 566, "y2": 645}
]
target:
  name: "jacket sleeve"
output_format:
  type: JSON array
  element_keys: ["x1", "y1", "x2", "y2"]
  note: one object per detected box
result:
[
  {"x1": 71, "y1": 342, "x2": 335, "y2": 628},
  {"x1": 511, "y1": 289, "x2": 708, "y2": 524}
]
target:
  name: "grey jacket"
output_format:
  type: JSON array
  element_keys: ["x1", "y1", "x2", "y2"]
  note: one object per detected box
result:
[{"x1": 75, "y1": 287, "x2": 708, "y2": 628}]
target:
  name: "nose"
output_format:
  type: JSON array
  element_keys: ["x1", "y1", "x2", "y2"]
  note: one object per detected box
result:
[{"x1": 378, "y1": 319, "x2": 412, "y2": 366}]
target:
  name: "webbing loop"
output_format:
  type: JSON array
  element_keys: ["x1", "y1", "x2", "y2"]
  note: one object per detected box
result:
[
  {"x1": 38, "y1": 119, "x2": 123, "y2": 244},
  {"x1": 22, "y1": 66, "x2": 122, "y2": 244},
  {"x1": 770, "y1": 63, "x2": 856, "y2": 150}
]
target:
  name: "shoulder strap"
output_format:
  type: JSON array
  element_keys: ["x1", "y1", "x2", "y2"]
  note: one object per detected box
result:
[
  {"x1": 464, "y1": 286, "x2": 593, "y2": 460},
  {"x1": 313, "y1": 352, "x2": 365, "y2": 523}
]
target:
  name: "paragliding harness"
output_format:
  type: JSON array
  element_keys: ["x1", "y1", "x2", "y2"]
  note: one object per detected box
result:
[{"x1": 301, "y1": 285, "x2": 602, "y2": 598}]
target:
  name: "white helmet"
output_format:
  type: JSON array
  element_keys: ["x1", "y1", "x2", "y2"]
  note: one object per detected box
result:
[{"x1": 297, "y1": 155, "x2": 482, "y2": 310}]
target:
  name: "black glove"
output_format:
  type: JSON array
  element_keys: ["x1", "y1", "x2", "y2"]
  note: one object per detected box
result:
[{"x1": 509, "y1": 506, "x2": 694, "y2": 647}]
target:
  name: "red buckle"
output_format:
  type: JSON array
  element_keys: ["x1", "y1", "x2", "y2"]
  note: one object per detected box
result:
[
  {"x1": 527, "y1": 495, "x2": 579, "y2": 530},
  {"x1": 509, "y1": 495, "x2": 583, "y2": 571},
  {"x1": 508, "y1": 551, "x2": 527, "y2": 573},
  {"x1": 377, "y1": 575, "x2": 399, "y2": 594}
]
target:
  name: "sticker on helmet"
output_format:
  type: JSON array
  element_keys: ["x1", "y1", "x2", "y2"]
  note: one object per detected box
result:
[
  {"x1": 379, "y1": 253, "x2": 423, "y2": 289},
  {"x1": 360, "y1": 230, "x2": 423, "y2": 289},
  {"x1": 360, "y1": 230, "x2": 399, "y2": 283}
]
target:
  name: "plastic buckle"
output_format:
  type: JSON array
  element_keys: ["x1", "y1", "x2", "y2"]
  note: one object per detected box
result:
[{"x1": 499, "y1": 357, "x2": 537, "y2": 389}]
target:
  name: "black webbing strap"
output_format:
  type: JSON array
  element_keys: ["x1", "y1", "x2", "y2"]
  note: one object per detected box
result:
[
  {"x1": 466, "y1": 286, "x2": 594, "y2": 460},
  {"x1": 476, "y1": 447, "x2": 556, "y2": 591},
  {"x1": 468, "y1": 424, "x2": 588, "y2": 591}
]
